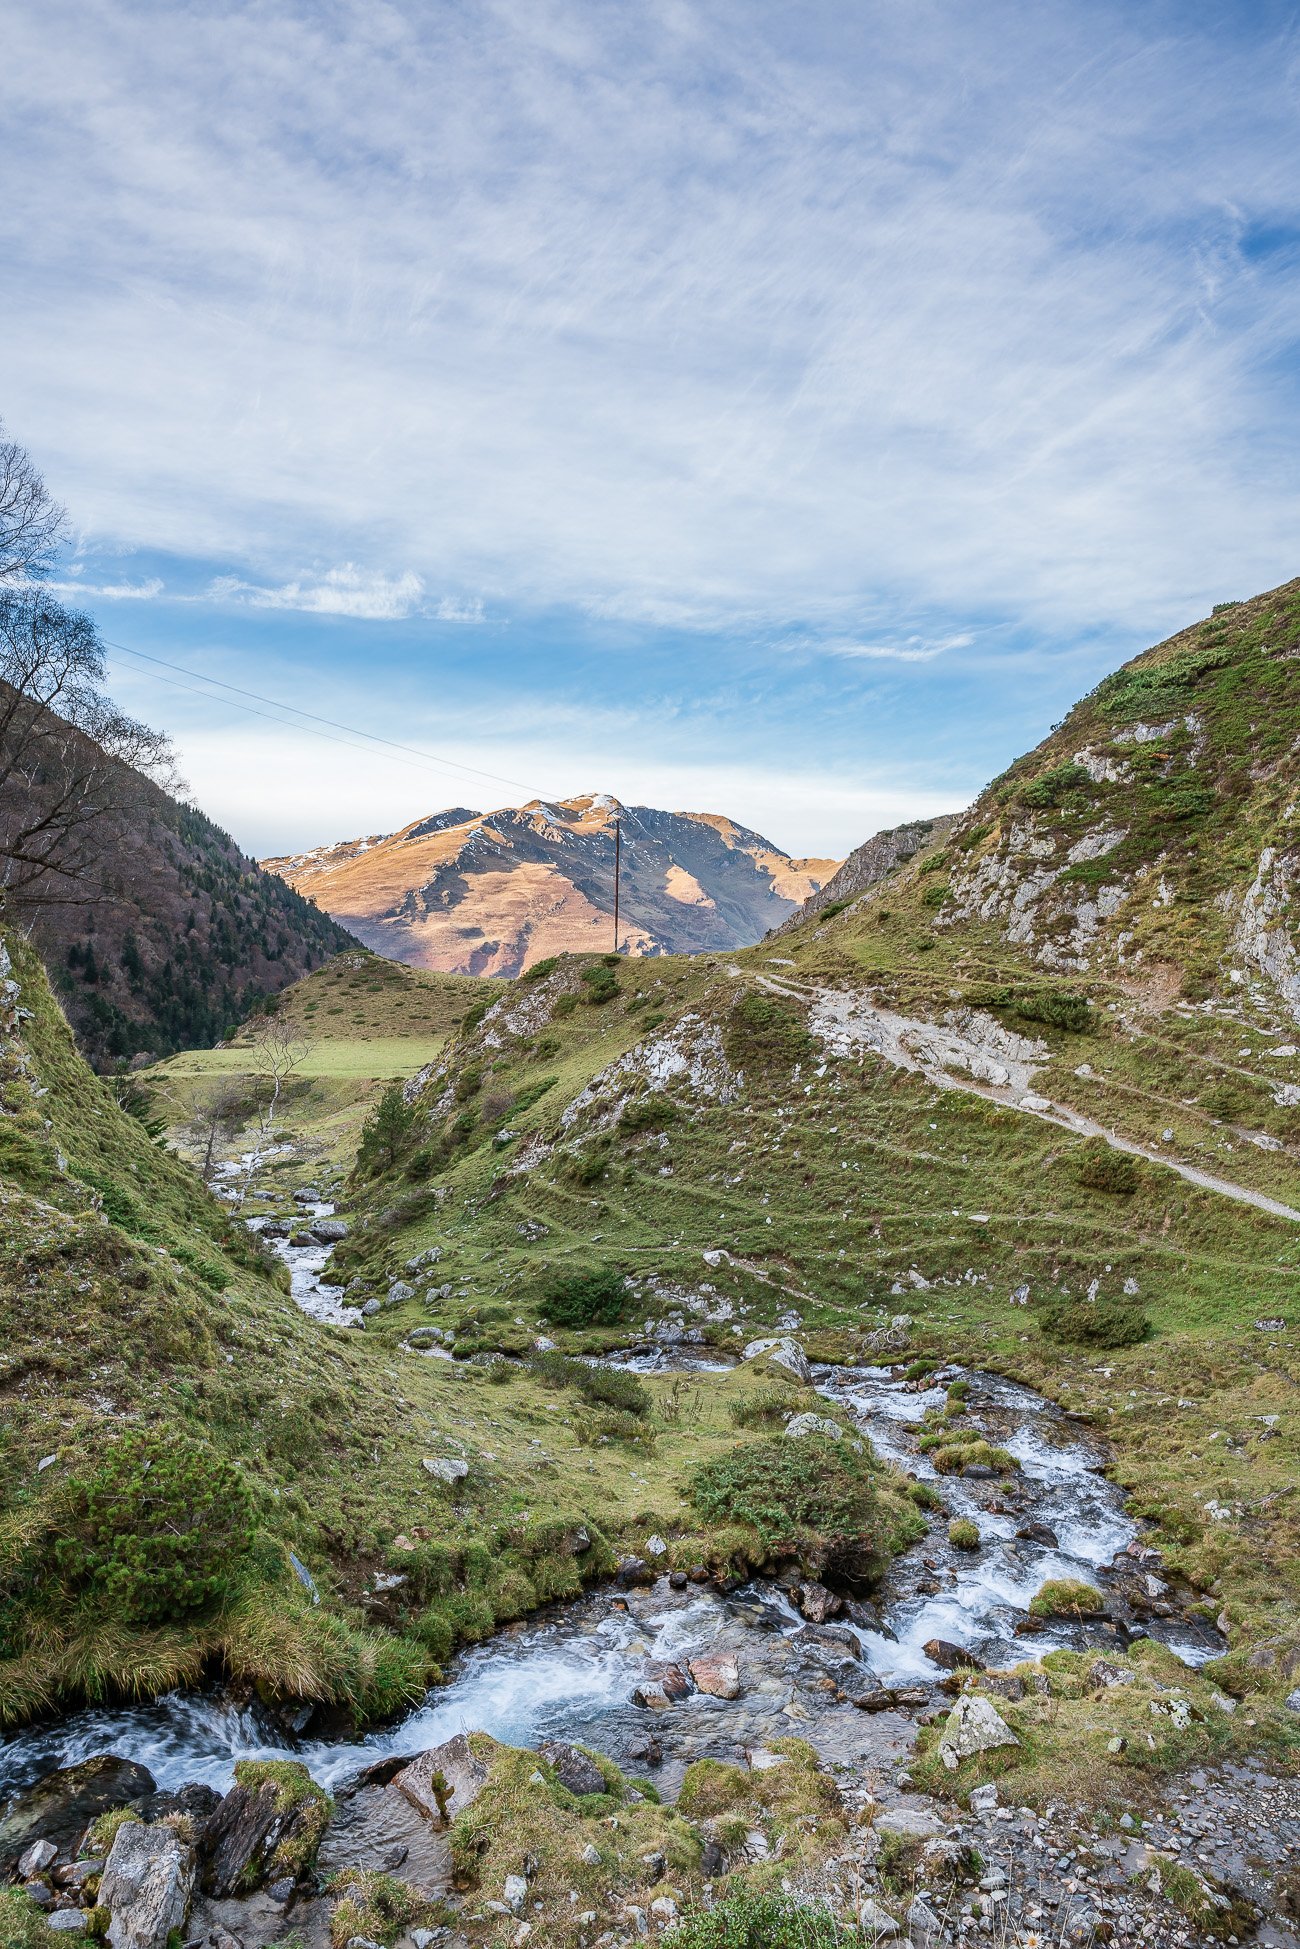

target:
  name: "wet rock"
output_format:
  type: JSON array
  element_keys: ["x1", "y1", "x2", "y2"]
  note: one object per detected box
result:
[
  {"x1": 633, "y1": 1663, "x2": 692, "y2": 1707},
  {"x1": 204, "y1": 1777, "x2": 283, "y2": 1897},
  {"x1": 540, "y1": 1742, "x2": 607, "y2": 1797},
  {"x1": 395, "y1": 1735, "x2": 490, "y2": 1829},
  {"x1": 923, "y1": 1637, "x2": 983, "y2": 1671},
  {"x1": 688, "y1": 1654, "x2": 742, "y2": 1699},
  {"x1": 133, "y1": 1782, "x2": 222, "y2": 1829},
  {"x1": 668, "y1": 1570, "x2": 688, "y2": 1590},
  {"x1": 627, "y1": 1735, "x2": 663, "y2": 1768},
  {"x1": 792, "y1": 1624, "x2": 860, "y2": 1659},
  {"x1": 616, "y1": 1557, "x2": 655, "y2": 1588},
  {"x1": 798, "y1": 1581, "x2": 843, "y2": 1624},
  {"x1": 939, "y1": 1694, "x2": 1020, "y2": 1769},
  {"x1": 1017, "y1": 1520, "x2": 1059, "y2": 1547},
  {"x1": 0, "y1": 1755, "x2": 157, "y2": 1876},
  {"x1": 100, "y1": 1817, "x2": 196, "y2": 1949}
]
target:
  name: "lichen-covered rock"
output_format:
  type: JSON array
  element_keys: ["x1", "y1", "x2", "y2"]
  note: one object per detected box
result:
[
  {"x1": 395, "y1": 1734, "x2": 489, "y2": 1827},
  {"x1": 938, "y1": 1694, "x2": 1020, "y2": 1770}
]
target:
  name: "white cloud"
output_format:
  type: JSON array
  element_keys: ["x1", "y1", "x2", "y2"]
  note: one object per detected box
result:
[
  {"x1": 48, "y1": 576, "x2": 164, "y2": 601},
  {"x1": 208, "y1": 565, "x2": 426, "y2": 620},
  {"x1": 2, "y1": 1, "x2": 1300, "y2": 655},
  {"x1": 818, "y1": 633, "x2": 973, "y2": 663}
]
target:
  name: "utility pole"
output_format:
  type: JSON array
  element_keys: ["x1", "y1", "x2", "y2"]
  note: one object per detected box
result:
[{"x1": 612, "y1": 817, "x2": 621, "y2": 954}]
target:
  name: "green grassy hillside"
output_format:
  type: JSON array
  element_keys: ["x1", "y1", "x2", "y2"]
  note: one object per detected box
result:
[{"x1": 331, "y1": 585, "x2": 1300, "y2": 1669}]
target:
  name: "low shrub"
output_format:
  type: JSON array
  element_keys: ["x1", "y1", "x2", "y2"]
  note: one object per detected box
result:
[
  {"x1": 524, "y1": 955, "x2": 560, "y2": 982},
  {"x1": 527, "y1": 1350, "x2": 650, "y2": 1417},
  {"x1": 580, "y1": 961, "x2": 619, "y2": 1005},
  {"x1": 728, "y1": 1386, "x2": 800, "y2": 1429},
  {"x1": 1037, "y1": 1296, "x2": 1148, "y2": 1348},
  {"x1": 53, "y1": 1430, "x2": 257, "y2": 1626},
  {"x1": 1074, "y1": 1139, "x2": 1139, "y2": 1193},
  {"x1": 1018, "y1": 761, "x2": 1092, "y2": 809},
  {"x1": 690, "y1": 1436, "x2": 921, "y2": 1583},
  {"x1": 537, "y1": 1267, "x2": 628, "y2": 1329},
  {"x1": 672, "y1": 1892, "x2": 865, "y2": 1948},
  {"x1": 564, "y1": 1140, "x2": 611, "y2": 1186}
]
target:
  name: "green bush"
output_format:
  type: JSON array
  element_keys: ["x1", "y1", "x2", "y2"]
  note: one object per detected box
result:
[
  {"x1": 1038, "y1": 1296, "x2": 1149, "y2": 1348},
  {"x1": 523, "y1": 955, "x2": 560, "y2": 982},
  {"x1": 819, "y1": 898, "x2": 851, "y2": 921},
  {"x1": 724, "y1": 990, "x2": 814, "y2": 1072},
  {"x1": 673, "y1": 1892, "x2": 865, "y2": 1948},
  {"x1": 1018, "y1": 762, "x2": 1092, "y2": 809},
  {"x1": 537, "y1": 1267, "x2": 628, "y2": 1328},
  {"x1": 921, "y1": 882, "x2": 948, "y2": 909},
  {"x1": 967, "y1": 983, "x2": 1092, "y2": 1035},
  {"x1": 691, "y1": 1436, "x2": 919, "y2": 1582},
  {"x1": 1074, "y1": 1139, "x2": 1138, "y2": 1194},
  {"x1": 527, "y1": 1350, "x2": 649, "y2": 1417},
  {"x1": 54, "y1": 1431, "x2": 257, "y2": 1625},
  {"x1": 580, "y1": 961, "x2": 619, "y2": 1005},
  {"x1": 564, "y1": 1139, "x2": 611, "y2": 1185}
]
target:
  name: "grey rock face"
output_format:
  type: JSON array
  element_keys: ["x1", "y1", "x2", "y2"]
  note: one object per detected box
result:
[
  {"x1": 939, "y1": 1694, "x2": 1020, "y2": 1769},
  {"x1": 395, "y1": 1733, "x2": 490, "y2": 1826},
  {"x1": 100, "y1": 1819, "x2": 196, "y2": 1949},
  {"x1": 540, "y1": 1742, "x2": 608, "y2": 1797}
]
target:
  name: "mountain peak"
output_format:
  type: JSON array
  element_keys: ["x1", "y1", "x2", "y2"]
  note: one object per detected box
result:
[{"x1": 264, "y1": 797, "x2": 840, "y2": 976}]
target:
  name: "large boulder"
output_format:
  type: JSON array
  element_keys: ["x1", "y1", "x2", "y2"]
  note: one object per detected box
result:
[
  {"x1": 394, "y1": 1734, "x2": 490, "y2": 1827},
  {"x1": 741, "y1": 1336, "x2": 811, "y2": 1383},
  {"x1": 938, "y1": 1694, "x2": 1020, "y2": 1770},
  {"x1": 100, "y1": 1819, "x2": 196, "y2": 1949},
  {"x1": 797, "y1": 1581, "x2": 843, "y2": 1625},
  {"x1": 0, "y1": 1755, "x2": 156, "y2": 1876}
]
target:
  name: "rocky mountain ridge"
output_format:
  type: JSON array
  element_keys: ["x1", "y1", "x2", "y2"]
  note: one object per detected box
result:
[{"x1": 264, "y1": 794, "x2": 838, "y2": 976}]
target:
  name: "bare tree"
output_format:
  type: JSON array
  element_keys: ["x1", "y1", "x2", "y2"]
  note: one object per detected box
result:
[
  {"x1": 188, "y1": 1078, "x2": 252, "y2": 1185},
  {"x1": 234, "y1": 1014, "x2": 316, "y2": 1206},
  {"x1": 0, "y1": 419, "x2": 66, "y2": 583},
  {"x1": 0, "y1": 423, "x2": 182, "y2": 914}
]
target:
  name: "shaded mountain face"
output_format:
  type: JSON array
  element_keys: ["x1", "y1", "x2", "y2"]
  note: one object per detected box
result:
[
  {"x1": 6, "y1": 702, "x2": 359, "y2": 1067},
  {"x1": 264, "y1": 795, "x2": 839, "y2": 975},
  {"x1": 774, "y1": 813, "x2": 962, "y2": 933}
]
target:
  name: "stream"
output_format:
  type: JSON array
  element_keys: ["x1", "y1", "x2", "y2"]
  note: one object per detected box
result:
[{"x1": 0, "y1": 1224, "x2": 1223, "y2": 1809}]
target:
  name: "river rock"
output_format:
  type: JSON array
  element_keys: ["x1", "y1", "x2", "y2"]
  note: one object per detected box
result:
[
  {"x1": 634, "y1": 1662, "x2": 693, "y2": 1707},
  {"x1": 741, "y1": 1335, "x2": 811, "y2": 1383},
  {"x1": 797, "y1": 1581, "x2": 843, "y2": 1624},
  {"x1": 540, "y1": 1743, "x2": 607, "y2": 1797},
  {"x1": 314, "y1": 1219, "x2": 349, "y2": 1242},
  {"x1": 18, "y1": 1838, "x2": 58, "y2": 1878},
  {"x1": 1017, "y1": 1520, "x2": 1059, "y2": 1548},
  {"x1": 0, "y1": 1755, "x2": 157, "y2": 1876},
  {"x1": 100, "y1": 1818, "x2": 196, "y2": 1949},
  {"x1": 688, "y1": 1653, "x2": 742, "y2": 1698},
  {"x1": 395, "y1": 1733, "x2": 489, "y2": 1826},
  {"x1": 204, "y1": 1777, "x2": 283, "y2": 1897},
  {"x1": 784, "y1": 1412, "x2": 843, "y2": 1441},
  {"x1": 923, "y1": 1637, "x2": 983, "y2": 1671},
  {"x1": 939, "y1": 1694, "x2": 1020, "y2": 1770}
]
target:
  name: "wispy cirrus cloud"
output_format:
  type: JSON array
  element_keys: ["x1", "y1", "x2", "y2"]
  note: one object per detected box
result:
[
  {"x1": 208, "y1": 565, "x2": 427, "y2": 621},
  {"x1": 819, "y1": 633, "x2": 974, "y2": 664},
  {"x1": 48, "y1": 575, "x2": 164, "y2": 601}
]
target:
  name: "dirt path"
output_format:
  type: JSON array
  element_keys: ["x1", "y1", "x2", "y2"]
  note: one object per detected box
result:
[{"x1": 757, "y1": 973, "x2": 1300, "y2": 1226}]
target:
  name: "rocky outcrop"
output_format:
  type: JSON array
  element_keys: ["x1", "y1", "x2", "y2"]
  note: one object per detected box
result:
[{"x1": 774, "y1": 814, "x2": 959, "y2": 932}]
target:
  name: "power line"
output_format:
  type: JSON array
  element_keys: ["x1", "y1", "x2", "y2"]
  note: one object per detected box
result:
[{"x1": 101, "y1": 636, "x2": 548, "y2": 799}]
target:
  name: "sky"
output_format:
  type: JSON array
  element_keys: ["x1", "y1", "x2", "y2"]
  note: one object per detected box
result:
[{"x1": 5, "y1": 0, "x2": 1300, "y2": 860}]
